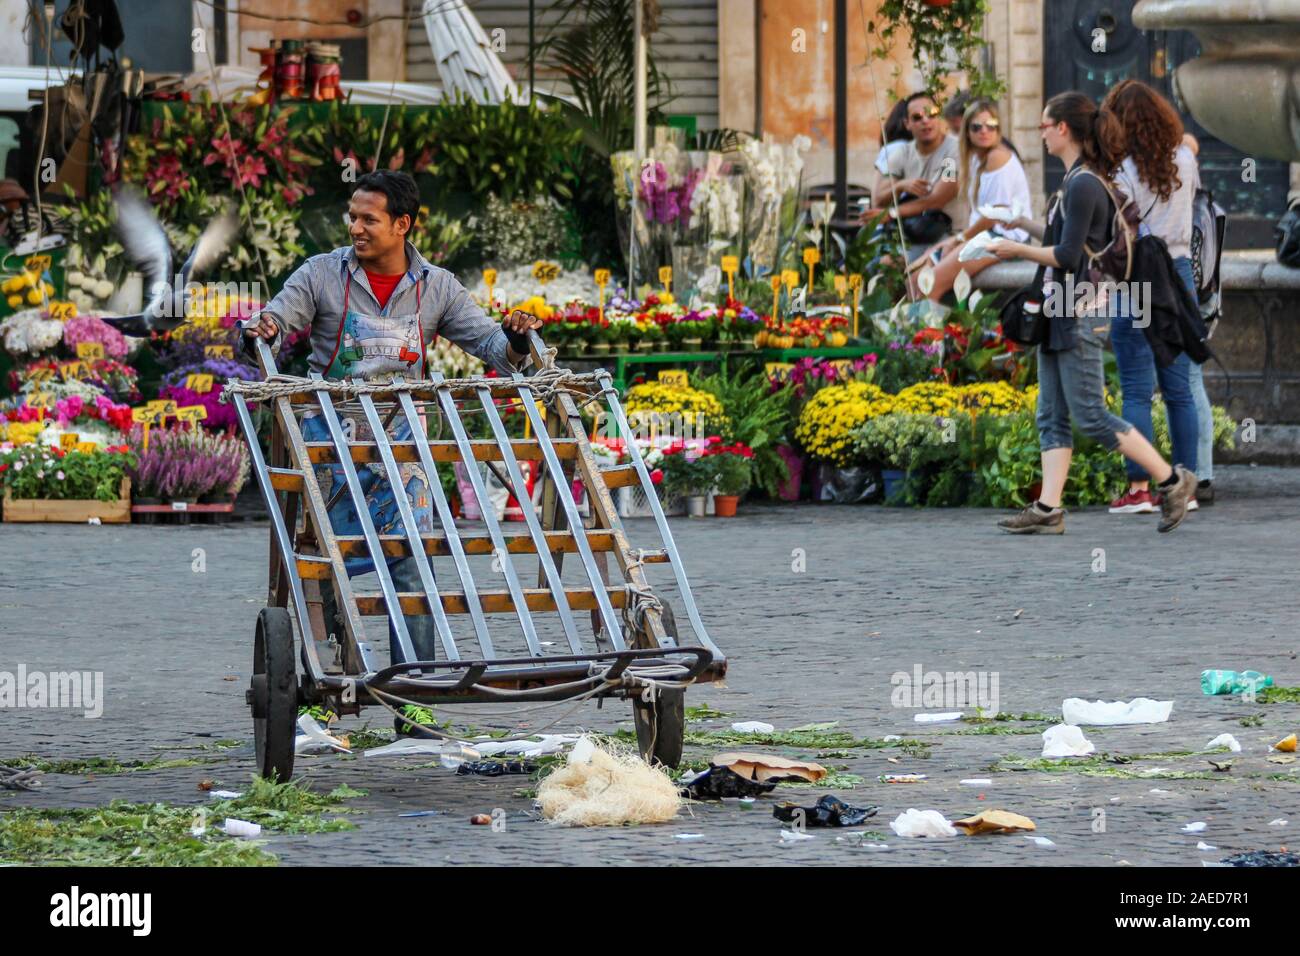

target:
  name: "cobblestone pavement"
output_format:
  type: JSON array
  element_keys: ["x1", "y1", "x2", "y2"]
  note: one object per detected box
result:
[{"x1": 3, "y1": 465, "x2": 1298, "y2": 866}]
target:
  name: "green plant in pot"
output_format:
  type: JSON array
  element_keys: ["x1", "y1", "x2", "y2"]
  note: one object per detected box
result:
[
  {"x1": 709, "y1": 442, "x2": 754, "y2": 517},
  {"x1": 659, "y1": 442, "x2": 715, "y2": 517}
]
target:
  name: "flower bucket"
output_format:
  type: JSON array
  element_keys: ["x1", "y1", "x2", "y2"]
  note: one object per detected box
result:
[
  {"x1": 714, "y1": 494, "x2": 739, "y2": 517},
  {"x1": 685, "y1": 495, "x2": 707, "y2": 518},
  {"x1": 776, "y1": 444, "x2": 804, "y2": 501}
]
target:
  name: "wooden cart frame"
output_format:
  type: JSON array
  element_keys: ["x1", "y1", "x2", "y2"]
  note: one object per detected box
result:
[{"x1": 231, "y1": 334, "x2": 726, "y2": 780}]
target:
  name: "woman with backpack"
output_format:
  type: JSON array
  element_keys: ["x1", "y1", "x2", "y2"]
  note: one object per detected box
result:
[
  {"x1": 984, "y1": 92, "x2": 1197, "y2": 534},
  {"x1": 1099, "y1": 79, "x2": 1203, "y2": 516}
]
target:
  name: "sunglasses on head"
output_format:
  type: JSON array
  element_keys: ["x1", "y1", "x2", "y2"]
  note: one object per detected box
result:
[
  {"x1": 970, "y1": 120, "x2": 1000, "y2": 133},
  {"x1": 908, "y1": 106, "x2": 940, "y2": 122}
]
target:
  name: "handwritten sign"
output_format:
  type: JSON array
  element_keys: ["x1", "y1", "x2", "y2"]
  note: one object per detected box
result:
[
  {"x1": 720, "y1": 256, "x2": 738, "y2": 300},
  {"x1": 74, "y1": 441, "x2": 97, "y2": 454},
  {"x1": 76, "y1": 342, "x2": 105, "y2": 361},
  {"x1": 834, "y1": 274, "x2": 848, "y2": 299},
  {"x1": 764, "y1": 362, "x2": 794, "y2": 379},
  {"x1": 204, "y1": 344, "x2": 234, "y2": 360},
  {"x1": 28, "y1": 367, "x2": 55, "y2": 383},
  {"x1": 657, "y1": 369, "x2": 689, "y2": 388},
  {"x1": 594, "y1": 268, "x2": 611, "y2": 287},
  {"x1": 147, "y1": 400, "x2": 179, "y2": 418},
  {"x1": 176, "y1": 405, "x2": 208, "y2": 423},
  {"x1": 27, "y1": 391, "x2": 52, "y2": 407},
  {"x1": 132, "y1": 407, "x2": 161, "y2": 424},
  {"x1": 185, "y1": 374, "x2": 215, "y2": 394},
  {"x1": 23, "y1": 255, "x2": 51, "y2": 274},
  {"x1": 59, "y1": 361, "x2": 84, "y2": 381},
  {"x1": 48, "y1": 301, "x2": 78, "y2": 321},
  {"x1": 60, "y1": 433, "x2": 79, "y2": 450},
  {"x1": 658, "y1": 265, "x2": 673, "y2": 289}
]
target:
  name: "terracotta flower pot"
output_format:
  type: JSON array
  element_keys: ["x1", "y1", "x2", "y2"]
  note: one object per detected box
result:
[{"x1": 714, "y1": 494, "x2": 739, "y2": 517}]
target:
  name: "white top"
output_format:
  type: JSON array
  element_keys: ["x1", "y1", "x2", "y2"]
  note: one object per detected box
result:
[
  {"x1": 885, "y1": 134, "x2": 965, "y2": 224},
  {"x1": 966, "y1": 151, "x2": 1032, "y2": 243},
  {"x1": 1115, "y1": 145, "x2": 1199, "y2": 260},
  {"x1": 874, "y1": 140, "x2": 910, "y2": 177}
]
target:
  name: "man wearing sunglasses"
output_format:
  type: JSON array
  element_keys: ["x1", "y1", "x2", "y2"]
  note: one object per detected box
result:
[{"x1": 861, "y1": 92, "x2": 962, "y2": 253}]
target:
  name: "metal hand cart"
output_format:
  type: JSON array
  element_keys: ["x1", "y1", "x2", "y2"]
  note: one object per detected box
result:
[{"x1": 229, "y1": 333, "x2": 726, "y2": 781}]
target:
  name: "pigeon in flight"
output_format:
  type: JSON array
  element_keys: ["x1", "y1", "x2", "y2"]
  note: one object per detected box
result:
[{"x1": 102, "y1": 189, "x2": 239, "y2": 336}]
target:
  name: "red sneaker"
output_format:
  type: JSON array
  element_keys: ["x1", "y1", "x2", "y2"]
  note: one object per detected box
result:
[{"x1": 1109, "y1": 488, "x2": 1157, "y2": 514}]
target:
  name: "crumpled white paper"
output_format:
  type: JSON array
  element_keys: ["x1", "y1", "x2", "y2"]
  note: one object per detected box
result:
[
  {"x1": 914, "y1": 712, "x2": 963, "y2": 723},
  {"x1": 730, "y1": 721, "x2": 775, "y2": 734},
  {"x1": 1042, "y1": 724, "x2": 1096, "y2": 758},
  {"x1": 958, "y1": 230, "x2": 996, "y2": 262},
  {"x1": 1205, "y1": 733, "x2": 1242, "y2": 753},
  {"x1": 293, "y1": 714, "x2": 351, "y2": 755},
  {"x1": 1061, "y1": 697, "x2": 1173, "y2": 725},
  {"x1": 889, "y1": 809, "x2": 957, "y2": 838}
]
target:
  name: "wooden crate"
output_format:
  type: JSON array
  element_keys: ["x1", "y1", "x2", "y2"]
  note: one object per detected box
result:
[{"x1": 2, "y1": 478, "x2": 132, "y2": 524}]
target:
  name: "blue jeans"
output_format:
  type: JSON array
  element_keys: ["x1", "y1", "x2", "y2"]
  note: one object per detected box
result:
[
  {"x1": 1037, "y1": 317, "x2": 1133, "y2": 452},
  {"x1": 1109, "y1": 257, "x2": 1200, "y2": 480},
  {"x1": 320, "y1": 555, "x2": 439, "y2": 666}
]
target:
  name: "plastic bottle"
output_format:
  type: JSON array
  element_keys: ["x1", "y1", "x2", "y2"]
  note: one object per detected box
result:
[{"x1": 1200, "y1": 670, "x2": 1273, "y2": 696}]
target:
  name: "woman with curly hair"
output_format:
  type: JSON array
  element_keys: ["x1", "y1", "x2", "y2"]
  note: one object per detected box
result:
[{"x1": 1100, "y1": 79, "x2": 1204, "y2": 516}]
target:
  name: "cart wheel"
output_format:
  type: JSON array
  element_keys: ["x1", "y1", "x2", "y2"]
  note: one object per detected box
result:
[
  {"x1": 250, "y1": 607, "x2": 297, "y2": 782},
  {"x1": 631, "y1": 604, "x2": 685, "y2": 768}
]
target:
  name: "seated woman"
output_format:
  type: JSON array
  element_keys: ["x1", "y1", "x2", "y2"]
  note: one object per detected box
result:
[{"x1": 909, "y1": 99, "x2": 1032, "y2": 302}]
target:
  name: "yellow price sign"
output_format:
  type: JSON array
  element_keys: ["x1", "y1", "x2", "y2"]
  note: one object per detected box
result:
[
  {"x1": 594, "y1": 268, "x2": 611, "y2": 287},
  {"x1": 482, "y1": 268, "x2": 497, "y2": 286},
  {"x1": 657, "y1": 369, "x2": 689, "y2": 388},
  {"x1": 147, "y1": 399, "x2": 178, "y2": 418},
  {"x1": 803, "y1": 247, "x2": 821, "y2": 266},
  {"x1": 59, "y1": 361, "x2": 84, "y2": 380},
  {"x1": 828, "y1": 359, "x2": 856, "y2": 374},
  {"x1": 834, "y1": 275, "x2": 848, "y2": 296},
  {"x1": 76, "y1": 342, "x2": 105, "y2": 361},
  {"x1": 848, "y1": 273, "x2": 864, "y2": 290},
  {"x1": 49, "y1": 301, "x2": 78, "y2": 321},
  {"x1": 23, "y1": 254, "x2": 52, "y2": 273},
  {"x1": 204, "y1": 344, "x2": 234, "y2": 360},
  {"x1": 764, "y1": 362, "x2": 794, "y2": 379},
  {"x1": 74, "y1": 441, "x2": 98, "y2": 454},
  {"x1": 781, "y1": 269, "x2": 800, "y2": 290},
  {"x1": 60, "y1": 432, "x2": 79, "y2": 450},
  {"x1": 27, "y1": 391, "x2": 52, "y2": 407},
  {"x1": 176, "y1": 405, "x2": 208, "y2": 423},
  {"x1": 658, "y1": 265, "x2": 673, "y2": 289},
  {"x1": 769, "y1": 275, "x2": 783, "y2": 293},
  {"x1": 186, "y1": 373, "x2": 215, "y2": 394},
  {"x1": 131, "y1": 406, "x2": 159, "y2": 424},
  {"x1": 28, "y1": 367, "x2": 55, "y2": 383},
  {"x1": 720, "y1": 256, "x2": 739, "y2": 275}
]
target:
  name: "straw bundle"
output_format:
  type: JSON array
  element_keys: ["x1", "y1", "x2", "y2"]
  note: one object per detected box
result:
[{"x1": 536, "y1": 737, "x2": 681, "y2": 826}]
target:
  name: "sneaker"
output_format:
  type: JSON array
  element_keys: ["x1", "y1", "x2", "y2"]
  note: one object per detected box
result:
[
  {"x1": 1108, "y1": 488, "x2": 1157, "y2": 514},
  {"x1": 1157, "y1": 466, "x2": 1197, "y2": 533},
  {"x1": 998, "y1": 503, "x2": 1065, "y2": 534},
  {"x1": 1187, "y1": 498, "x2": 1199, "y2": 512},
  {"x1": 1197, "y1": 479, "x2": 1215, "y2": 506}
]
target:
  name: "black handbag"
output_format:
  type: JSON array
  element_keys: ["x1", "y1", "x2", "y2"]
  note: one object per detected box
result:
[
  {"x1": 998, "y1": 267, "x2": 1047, "y2": 347},
  {"x1": 894, "y1": 192, "x2": 952, "y2": 245}
]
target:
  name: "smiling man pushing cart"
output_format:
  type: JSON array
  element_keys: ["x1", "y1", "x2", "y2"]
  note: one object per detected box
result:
[{"x1": 232, "y1": 171, "x2": 724, "y2": 775}]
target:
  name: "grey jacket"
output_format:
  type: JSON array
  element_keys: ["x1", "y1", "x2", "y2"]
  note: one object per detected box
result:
[{"x1": 252, "y1": 242, "x2": 520, "y2": 378}]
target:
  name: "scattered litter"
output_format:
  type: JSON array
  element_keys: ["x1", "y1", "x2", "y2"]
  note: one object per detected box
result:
[
  {"x1": 952, "y1": 809, "x2": 1036, "y2": 835},
  {"x1": 221, "y1": 818, "x2": 262, "y2": 838},
  {"x1": 1181, "y1": 822, "x2": 1207, "y2": 833},
  {"x1": 882, "y1": 735, "x2": 902, "y2": 742},
  {"x1": 208, "y1": 790, "x2": 242, "y2": 799},
  {"x1": 1201, "y1": 670, "x2": 1273, "y2": 696},
  {"x1": 87, "y1": 517, "x2": 101, "y2": 525},
  {"x1": 1222, "y1": 850, "x2": 1300, "y2": 867},
  {"x1": 472, "y1": 734, "x2": 580, "y2": 757},
  {"x1": 1205, "y1": 733, "x2": 1242, "y2": 752},
  {"x1": 1272, "y1": 734, "x2": 1297, "y2": 753},
  {"x1": 470, "y1": 813, "x2": 492, "y2": 825},
  {"x1": 880, "y1": 773, "x2": 927, "y2": 784},
  {"x1": 399, "y1": 811, "x2": 439, "y2": 818},
  {"x1": 730, "y1": 721, "x2": 775, "y2": 734},
  {"x1": 363, "y1": 737, "x2": 477, "y2": 759},
  {"x1": 1110, "y1": 797, "x2": 1121, "y2": 803},
  {"x1": 789, "y1": 721, "x2": 839, "y2": 732},
  {"x1": 773, "y1": 795, "x2": 879, "y2": 828},
  {"x1": 294, "y1": 714, "x2": 351, "y2": 755},
  {"x1": 1197, "y1": 841, "x2": 1217, "y2": 851},
  {"x1": 1013, "y1": 608, "x2": 1024, "y2": 619},
  {"x1": 1023, "y1": 836, "x2": 1056, "y2": 847},
  {"x1": 455, "y1": 760, "x2": 536, "y2": 777},
  {"x1": 1042, "y1": 724, "x2": 1095, "y2": 758},
  {"x1": 780, "y1": 829, "x2": 816, "y2": 842},
  {"x1": 712, "y1": 752, "x2": 826, "y2": 784},
  {"x1": 960, "y1": 779, "x2": 992, "y2": 787},
  {"x1": 738, "y1": 797, "x2": 756, "y2": 809},
  {"x1": 914, "y1": 712, "x2": 963, "y2": 723},
  {"x1": 197, "y1": 779, "x2": 213, "y2": 791},
  {"x1": 536, "y1": 736, "x2": 680, "y2": 826},
  {"x1": 1061, "y1": 697, "x2": 1172, "y2": 725},
  {"x1": 1269, "y1": 818, "x2": 1288, "y2": 827},
  {"x1": 674, "y1": 833, "x2": 704, "y2": 841},
  {"x1": 1149, "y1": 788, "x2": 1171, "y2": 795},
  {"x1": 1268, "y1": 755, "x2": 1297, "y2": 765},
  {"x1": 1207, "y1": 760, "x2": 1233, "y2": 773},
  {"x1": 889, "y1": 809, "x2": 956, "y2": 838},
  {"x1": 679, "y1": 765, "x2": 776, "y2": 800}
]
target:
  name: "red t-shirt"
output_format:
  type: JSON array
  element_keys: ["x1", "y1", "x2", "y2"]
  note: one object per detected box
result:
[{"x1": 364, "y1": 270, "x2": 404, "y2": 310}]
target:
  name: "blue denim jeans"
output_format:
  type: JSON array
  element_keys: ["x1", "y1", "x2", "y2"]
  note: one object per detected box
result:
[
  {"x1": 1109, "y1": 257, "x2": 1200, "y2": 480},
  {"x1": 320, "y1": 555, "x2": 439, "y2": 666},
  {"x1": 1037, "y1": 316, "x2": 1132, "y2": 452}
]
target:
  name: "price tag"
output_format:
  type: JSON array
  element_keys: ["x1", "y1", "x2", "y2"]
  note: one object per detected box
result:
[
  {"x1": 171, "y1": 501, "x2": 189, "y2": 512},
  {"x1": 49, "y1": 301, "x2": 78, "y2": 321},
  {"x1": 60, "y1": 361, "x2": 84, "y2": 380},
  {"x1": 76, "y1": 342, "x2": 105, "y2": 361},
  {"x1": 658, "y1": 265, "x2": 673, "y2": 288},
  {"x1": 781, "y1": 269, "x2": 800, "y2": 290},
  {"x1": 657, "y1": 369, "x2": 689, "y2": 388},
  {"x1": 131, "y1": 406, "x2": 158, "y2": 424},
  {"x1": 28, "y1": 367, "x2": 55, "y2": 383},
  {"x1": 27, "y1": 391, "x2": 52, "y2": 407},
  {"x1": 482, "y1": 268, "x2": 498, "y2": 286},
  {"x1": 23, "y1": 254, "x2": 52, "y2": 274},
  {"x1": 185, "y1": 374, "x2": 215, "y2": 394},
  {"x1": 834, "y1": 275, "x2": 848, "y2": 295},
  {"x1": 74, "y1": 441, "x2": 97, "y2": 454},
  {"x1": 204, "y1": 344, "x2": 234, "y2": 359},
  {"x1": 176, "y1": 405, "x2": 208, "y2": 423},
  {"x1": 60, "y1": 433, "x2": 79, "y2": 450},
  {"x1": 764, "y1": 362, "x2": 794, "y2": 379},
  {"x1": 849, "y1": 273, "x2": 864, "y2": 291},
  {"x1": 829, "y1": 359, "x2": 856, "y2": 373},
  {"x1": 594, "y1": 268, "x2": 611, "y2": 286},
  {"x1": 803, "y1": 247, "x2": 821, "y2": 266},
  {"x1": 147, "y1": 399, "x2": 179, "y2": 418},
  {"x1": 721, "y1": 255, "x2": 739, "y2": 275}
]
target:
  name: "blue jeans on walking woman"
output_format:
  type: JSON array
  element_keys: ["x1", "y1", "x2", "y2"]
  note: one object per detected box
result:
[
  {"x1": 1109, "y1": 259, "x2": 1200, "y2": 480},
  {"x1": 1037, "y1": 316, "x2": 1133, "y2": 453}
]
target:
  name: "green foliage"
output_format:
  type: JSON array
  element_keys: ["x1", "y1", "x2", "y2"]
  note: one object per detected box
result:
[
  {"x1": 695, "y1": 366, "x2": 794, "y2": 497},
  {"x1": 0, "y1": 445, "x2": 135, "y2": 502},
  {"x1": 869, "y1": 1, "x2": 1005, "y2": 101}
]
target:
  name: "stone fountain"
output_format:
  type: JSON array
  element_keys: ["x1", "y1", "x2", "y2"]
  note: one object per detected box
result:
[{"x1": 1133, "y1": 0, "x2": 1300, "y2": 161}]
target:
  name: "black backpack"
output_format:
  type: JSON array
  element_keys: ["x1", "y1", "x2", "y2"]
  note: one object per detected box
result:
[{"x1": 1191, "y1": 186, "x2": 1227, "y2": 324}]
